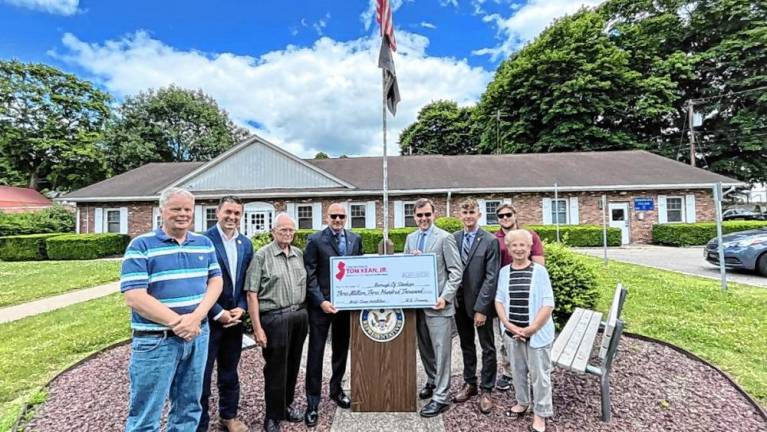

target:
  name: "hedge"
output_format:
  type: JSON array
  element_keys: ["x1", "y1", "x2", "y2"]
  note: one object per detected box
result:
[
  {"x1": 543, "y1": 242, "x2": 600, "y2": 328},
  {"x1": 653, "y1": 220, "x2": 767, "y2": 246},
  {"x1": 45, "y1": 233, "x2": 131, "y2": 260},
  {"x1": 0, "y1": 233, "x2": 66, "y2": 261},
  {"x1": 0, "y1": 205, "x2": 75, "y2": 237}
]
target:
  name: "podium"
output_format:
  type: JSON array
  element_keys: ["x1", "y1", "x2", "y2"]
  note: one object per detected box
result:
[{"x1": 350, "y1": 309, "x2": 417, "y2": 412}]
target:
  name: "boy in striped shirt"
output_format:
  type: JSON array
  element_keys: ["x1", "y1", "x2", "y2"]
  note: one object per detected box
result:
[{"x1": 120, "y1": 187, "x2": 223, "y2": 432}]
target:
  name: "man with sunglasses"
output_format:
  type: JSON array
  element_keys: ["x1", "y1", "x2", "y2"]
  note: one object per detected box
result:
[
  {"x1": 493, "y1": 203, "x2": 544, "y2": 392},
  {"x1": 303, "y1": 203, "x2": 363, "y2": 426},
  {"x1": 404, "y1": 198, "x2": 463, "y2": 418}
]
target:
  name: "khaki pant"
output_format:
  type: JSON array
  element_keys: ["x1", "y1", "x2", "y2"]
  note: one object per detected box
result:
[
  {"x1": 494, "y1": 319, "x2": 511, "y2": 377},
  {"x1": 505, "y1": 334, "x2": 554, "y2": 417}
]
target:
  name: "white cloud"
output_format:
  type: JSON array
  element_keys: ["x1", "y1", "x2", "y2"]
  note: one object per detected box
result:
[
  {"x1": 420, "y1": 21, "x2": 437, "y2": 29},
  {"x1": 53, "y1": 31, "x2": 491, "y2": 157},
  {"x1": 474, "y1": 0, "x2": 605, "y2": 61},
  {"x1": 1, "y1": 0, "x2": 78, "y2": 15},
  {"x1": 440, "y1": 0, "x2": 459, "y2": 7}
]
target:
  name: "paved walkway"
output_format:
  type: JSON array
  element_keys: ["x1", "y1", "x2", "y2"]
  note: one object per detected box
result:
[
  {"x1": 576, "y1": 245, "x2": 767, "y2": 288},
  {"x1": 0, "y1": 281, "x2": 120, "y2": 324}
]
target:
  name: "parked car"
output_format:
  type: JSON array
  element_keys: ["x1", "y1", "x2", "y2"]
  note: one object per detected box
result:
[
  {"x1": 722, "y1": 208, "x2": 767, "y2": 221},
  {"x1": 704, "y1": 228, "x2": 767, "y2": 276}
]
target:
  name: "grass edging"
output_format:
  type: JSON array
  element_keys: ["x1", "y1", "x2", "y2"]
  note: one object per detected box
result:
[{"x1": 624, "y1": 332, "x2": 767, "y2": 417}]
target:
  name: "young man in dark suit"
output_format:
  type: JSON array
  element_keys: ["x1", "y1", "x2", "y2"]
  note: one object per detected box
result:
[
  {"x1": 452, "y1": 198, "x2": 500, "y2": 414},
  {"x1": 303, "y1": 202, "x2": 363, "y2": 427},
  {"x1": 199, "y1": 196, "x2": 254, "y2": 432}
]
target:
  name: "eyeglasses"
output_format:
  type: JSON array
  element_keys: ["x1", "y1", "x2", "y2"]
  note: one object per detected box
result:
[
  {"x1": 329, "y1": 214, "x2": 346, "y2": 220},
  {"x1": 415, "y1": 212, "x2": 432, "y2": 218},
  {"x1": 497, "y1": 212, "x2": 515, "y2": 219}
]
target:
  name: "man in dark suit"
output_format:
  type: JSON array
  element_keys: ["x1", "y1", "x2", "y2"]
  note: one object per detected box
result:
[
  {"x1": 199, "y1": 196, "x2": 254, "y2": 432},
  {"x1": 452, "y1": 198, "x2": 500, "y2": 414},
  {"x1": 303, "y1": 202, "x2": 363, "y2": 427}
]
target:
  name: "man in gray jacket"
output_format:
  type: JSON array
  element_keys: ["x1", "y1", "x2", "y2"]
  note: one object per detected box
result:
[{"x1": 404, "y1": 198, "x2": 463, "y2": 418}]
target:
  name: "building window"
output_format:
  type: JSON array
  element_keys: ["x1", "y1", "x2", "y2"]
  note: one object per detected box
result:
[
  {"x1": 666, "y1": 197, "x2": 684, "y2": 223},
  {"x1": 551, "y1": 199, "x2": 568, "y2": 224},
  {"x1": 404, "y1": 202, "x2": 417, "y2": 227},
  {"x1": 154, "y1": 208, "x2": 162, "y2": 229},
  {"x1": 351, "y1": 204, "x2": 366, "y2": 228},
  {"x1": 485, "y1": 200, "x2": 501, "y2": 225},
  {"x1": 297, "y1": 205, "x2": 313, "y2": 229},
  {"x1": 205, "y1": 207, "x2": 217, "y2": 230},
  {"x1": 106, "y1": 209, "x2": 121, "y2": 233}
]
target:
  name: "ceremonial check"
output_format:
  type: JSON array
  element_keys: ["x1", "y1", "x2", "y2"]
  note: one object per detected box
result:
[{"x1": 330, "y1": 254, "x2": 438, "y2": 310}]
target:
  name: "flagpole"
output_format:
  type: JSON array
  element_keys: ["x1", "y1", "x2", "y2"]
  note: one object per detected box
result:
[{"x1": 382, "y1": 68, "x2": 389, "y2": 254}]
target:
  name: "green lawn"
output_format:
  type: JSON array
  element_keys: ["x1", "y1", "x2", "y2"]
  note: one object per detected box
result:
[
  {"x1": 0, "y1": 293, "x2": 130, "y2": 432},
  {"x1": 582, "y1": 256, "x2": 767, "y2": 405},
  {"x1": 0, "y1": 260, "x2": 121, "y2": 307}
]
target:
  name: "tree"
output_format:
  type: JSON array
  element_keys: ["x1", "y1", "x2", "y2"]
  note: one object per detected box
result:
[
  {"x1": 104, "y1": 85, "x2": 250, "y2": 174},
  {"x1": 314, "y1": 151, "x2": 329, "y2": 159},
  {"x1": 0, "y1": 60, "x2": 111, "y2": 191},
  {"x1": 399, "y1": 100, "x2": 479, "y2": 155}
]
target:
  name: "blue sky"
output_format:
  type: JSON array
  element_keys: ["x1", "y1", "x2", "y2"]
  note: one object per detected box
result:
[{"x1": 0, "y1": 0, "x2": 602, "y2": 157}]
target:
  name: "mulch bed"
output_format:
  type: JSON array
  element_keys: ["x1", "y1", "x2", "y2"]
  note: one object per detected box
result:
[{"x1": 20, "y1": 336, "x2": 766, "y2": 432}]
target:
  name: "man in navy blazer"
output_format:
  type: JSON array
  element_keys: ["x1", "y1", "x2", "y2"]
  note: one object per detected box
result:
[
  {"x1": 303, "y1": 202, "x2": 363, "y2": 427},
  {"x1": 199, "y1": 196, "x2": 254, "y2": 432}
]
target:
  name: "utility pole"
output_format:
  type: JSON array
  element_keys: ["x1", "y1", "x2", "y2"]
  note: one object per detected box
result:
[
  {"x1": 496, "y1": 109, "x2": 501, "y2": 155},
  {"x1": 687, "y1": 100, "x2": 696, "y2": 167}
]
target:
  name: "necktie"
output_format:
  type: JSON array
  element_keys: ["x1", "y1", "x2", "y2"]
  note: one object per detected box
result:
[
  {"x1": 462, "y1": 233, "x2": 472, "y2": 263},
  {"x1": 417, "y1": 232, "x2": 426, "y2": 252},
  {"x1": 336, "y1": 232, "x2": 347, "y2": 255}
]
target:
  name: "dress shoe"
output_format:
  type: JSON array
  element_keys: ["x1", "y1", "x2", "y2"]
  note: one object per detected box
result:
[
  {"x1": 495, "y1": 374, "x2": 513, "y2": 391},
  {"x1": 304, "y1": 406, "x2": 319, "y2": 427},
  {"x1": 419, "y1": 400, "x2": 449, "y2": 418},
  {"x1": 330, "y1": 391, "x2": 352, "y2": 409},
  {"x1": 479, "y1": 391, "x2": 494, "y2": 414},
  {"x1": 220, "y1": 417, "x2": 249, "y2": 432},
  {"x1": 263, "y1": 417, "x2": 280, "y2": 432},
  {"x1": 285, "y1": 406, "x2": 302, "y2": 423},
  {"x1": 453, "y1": 383, "x2": 478, "y2": 403},
  {"x1": 418, "y1": 383, "x2": 436, "y2": 400}
]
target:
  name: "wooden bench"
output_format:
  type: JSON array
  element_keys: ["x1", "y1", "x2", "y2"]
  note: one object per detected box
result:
[{"x1": 552, "y1": 283, "x2": 628, "y2": 422}]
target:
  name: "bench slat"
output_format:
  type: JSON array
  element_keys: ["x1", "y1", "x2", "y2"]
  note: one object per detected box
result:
[
  {"x1": 552, "y1": 308, "x2": 584, "y2": 362},
  {"x1": 556, "y1": 309, "x2": 600, "y2": 372},
  {"x1": 599, "y1": 284, "x2": 624, "y2": 361},
  {"x1": 571, "y1": 311, "x2": 603, "y2": 372}
]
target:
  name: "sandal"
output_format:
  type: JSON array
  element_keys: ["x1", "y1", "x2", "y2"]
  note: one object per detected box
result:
[{"x1": 507, "y1": 404, "x2": 529, "y2": 417}]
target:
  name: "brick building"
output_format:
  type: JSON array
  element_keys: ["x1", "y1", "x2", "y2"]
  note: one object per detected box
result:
[{"x1": 60, "y1": 135, "x2": 742, "y2": 244}]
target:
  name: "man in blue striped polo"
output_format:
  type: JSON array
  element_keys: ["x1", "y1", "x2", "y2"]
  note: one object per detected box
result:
[{"x1": 121, "y1": 187, "x2": 223, "y2": 432}]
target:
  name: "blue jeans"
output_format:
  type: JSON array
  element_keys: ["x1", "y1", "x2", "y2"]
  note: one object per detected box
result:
[{"x1": 126, "y1": 323, "x2": 210, "y2": 432}]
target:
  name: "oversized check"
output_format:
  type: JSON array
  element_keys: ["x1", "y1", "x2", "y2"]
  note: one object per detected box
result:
[{"x1": 330, "y1": 254, "x2": 438, "y2": 310}]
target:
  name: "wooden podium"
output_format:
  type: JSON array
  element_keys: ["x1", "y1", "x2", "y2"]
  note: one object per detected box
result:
[{"x1": 350, "y1": 309, "x2": 417, "y2": 412}]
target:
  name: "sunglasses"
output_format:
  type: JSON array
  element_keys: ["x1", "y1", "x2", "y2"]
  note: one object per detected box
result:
[
  {"x1": 329, "y1": 214, "x2": 346, "y2": 220},
  {"x1": 415, "y1": 212, "x2": 432, "y2": 218},
  {"x1": 497, "y1": 212, "x2": 515, "y2": 219}
]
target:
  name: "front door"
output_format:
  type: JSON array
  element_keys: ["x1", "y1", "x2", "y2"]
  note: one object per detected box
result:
[
  {"x1": 608, "y1": 203, "x2": 630, "y2": 245},
  {"x1": 245, "y1": 211, "x2": 272, "y2": 237}
]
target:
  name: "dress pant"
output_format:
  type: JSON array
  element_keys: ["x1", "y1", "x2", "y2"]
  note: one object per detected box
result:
[
  {"x1": 305, "y1": 307, "x2": 350, "y2": 408},
  {"x1": 198, "y1": 321, "x2": 244, "y2": 431},
  {"x1": 260, "y1": 307, "x2": 308, "y2": 421},
  {"x1": 454, "y1": 303, "x2": 497, "y2": 391},
  {"x1": 416, "y1": 310, "x2": 452, "y2": 404}
]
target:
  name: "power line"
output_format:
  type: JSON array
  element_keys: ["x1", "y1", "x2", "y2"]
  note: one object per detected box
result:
[{"x1": 689, "y1": 85, "x2": 767, "y2": 104}]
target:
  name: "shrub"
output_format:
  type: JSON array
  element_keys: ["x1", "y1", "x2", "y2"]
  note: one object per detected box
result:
[
  {"x1": 291, "y1": 228, "x2": 417, "y2": 253},
  {"x1": 434, "y1": 216, "x2": 462, "y2": 233},
  {"x1": 482, "y1": 224, "x2": 621, "y2": 247},
  {"x1": 45, "y1": 233, "x2": 130, "y2": 260},
  {"x1": 0, "y1": 233, "x2": 66, "y2": 261},
  {"x1": 251, "y1": 232, "x2": 273, "y2": 250},
  {"x1": 653, "y1": 221, "x2": 767, "y2": 246},
  {"x1": 543, "y1": 242, "x2": 600, "y2": 328},
  {"x1": 0, "y1": 205, "x2": 75, "y2": 237}
]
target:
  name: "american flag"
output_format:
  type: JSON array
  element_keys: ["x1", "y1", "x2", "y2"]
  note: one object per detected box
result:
[{"x1": 376, "y1": 0, "x2": 397, "y2": 52}]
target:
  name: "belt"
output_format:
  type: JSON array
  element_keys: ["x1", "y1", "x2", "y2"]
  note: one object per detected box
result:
[
  {"x1": 261, "y1": 304, "x2": 305, "y2": 316},
  {"x1": 132, "y1": 318, "x2": 208, "y2": 338}
]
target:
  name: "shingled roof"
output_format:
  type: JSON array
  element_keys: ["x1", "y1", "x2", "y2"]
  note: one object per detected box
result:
[{"x1": 61, "y1": 150, "x2": 742, "y2": 202}]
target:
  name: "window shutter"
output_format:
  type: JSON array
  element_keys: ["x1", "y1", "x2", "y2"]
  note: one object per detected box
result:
[
  {"x1": 194, "y1": 205, "x2": 204, "y2": 232},
  {"x1": 344, "y1": 202, "x2": 351, "y2": 229},
  {"x1": 286, "y1": 202, "x2": 296, "y2": 221},
  {"x1": 542, "y1": 198, "x2": 552, "y2": 225},
  {"x1": 94, "y1": 208, "x2": 103, "y2": 233},
  {"x1": 394, "y1": 201, "x2": 404, "y2": 228},
  {"x1": 366, "y1": 201, "x2": 377, "y2": 229},
  {"x1": 658, "y1": 195, "x2": 668, "y2": 224},
  {"x1": 685, "y1": 194, "x2": 696, "y2": 223},
  {"x1": 568, "y1": 197, "x2": 579, "y2": 225},
  {"x1": 119, "y1": 207, "x2": 129, "y2": 234},
  {"x1": 152, "y1": 207, "x2": 161, "y2": 229},
  {"x1": 312, "y1": 202, "x2": 323, "y2": 229},
  {"x1": 503, "y1": 198, "x2": 512, "y2": 205},
  {"x1": 477, "y1": 199, "x2": 487, "y2": 226},
  {"x1": 75, "y1": 208, "x2": 80, "y2": 234}
]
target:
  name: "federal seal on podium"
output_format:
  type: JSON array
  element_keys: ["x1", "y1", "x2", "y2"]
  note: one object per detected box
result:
[{"x1": 359, "y1": 308, "x2": 405, "y2": 342}]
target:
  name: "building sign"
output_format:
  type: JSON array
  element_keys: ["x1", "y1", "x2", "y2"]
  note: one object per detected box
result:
[{"x1": 634, "y1": 197, "x2": 654, "y2": 211}]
